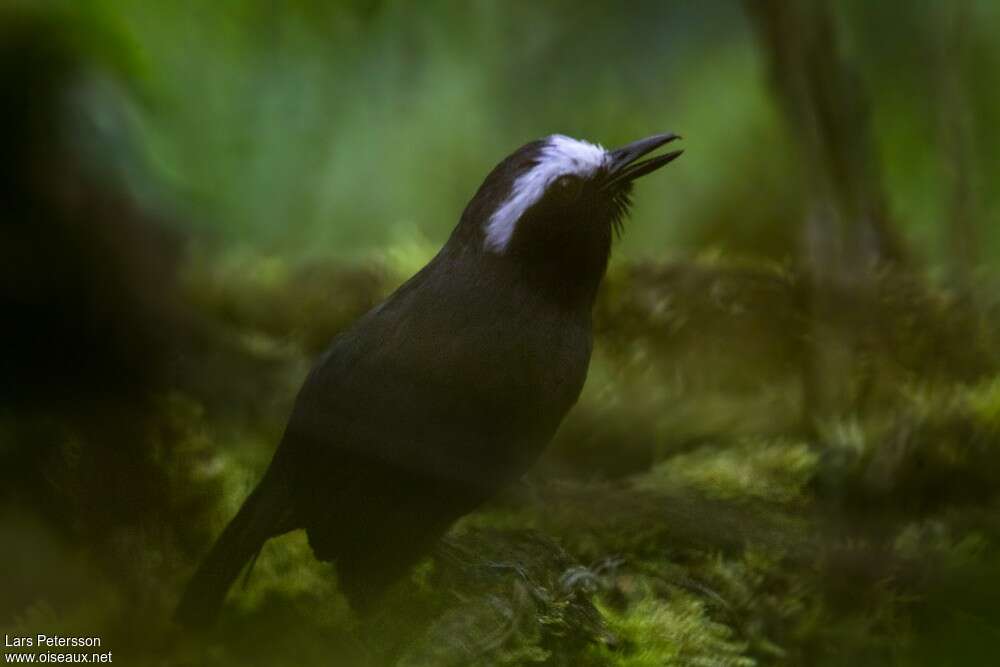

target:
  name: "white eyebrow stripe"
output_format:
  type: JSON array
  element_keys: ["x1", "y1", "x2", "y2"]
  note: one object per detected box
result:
[{"x1": 484, "y1": 134, "x2": 608, "y2": 252}]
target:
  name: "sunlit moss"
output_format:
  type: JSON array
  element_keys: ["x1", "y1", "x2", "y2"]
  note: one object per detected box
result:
[
  {"x1": 587, "y1": 581, "x2": 755, "y2": 667},
  {"x1": 641, "y1": 439, "x2": 818, "y2": 506}
]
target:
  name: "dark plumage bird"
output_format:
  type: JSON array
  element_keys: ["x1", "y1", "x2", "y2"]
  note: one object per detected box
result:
[{"x1": 175, "y1": 132, "x2": 683, "y2": 625}]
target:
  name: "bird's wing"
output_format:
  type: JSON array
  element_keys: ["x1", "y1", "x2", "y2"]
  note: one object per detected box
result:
[{"x1": 275, "y1": 263, "x2": 589, "y2": 492}]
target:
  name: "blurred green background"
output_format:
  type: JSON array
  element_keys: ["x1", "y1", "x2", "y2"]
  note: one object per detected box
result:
[
  {"x1": 21, "y1": 0, "x2": 1000, "y2": 265},
  {"x1": 3, "y1": 1, "x2": 1000, "y2": 665}
]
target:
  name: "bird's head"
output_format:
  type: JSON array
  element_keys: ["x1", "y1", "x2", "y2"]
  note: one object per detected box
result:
[{"x1": 453, "y1": 133, "x2": 682, "y2": 302}]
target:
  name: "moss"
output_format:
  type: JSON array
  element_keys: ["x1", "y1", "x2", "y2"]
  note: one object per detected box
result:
[
  {"x1": 8, "y1": 248, "x2": 1000, "y2": 665},
  {"x1": 641, "y1": 439, "x2": 819, "y2": 507},
  {"x1": 587, "y1": 580, "x2": 755, "y2": 667},
  {"x1": 181, "y1": 246, "x2": 389, "y2": 355},
  {"x1": 817, "y1": 376, "x2": 1000, "y2": 511}
]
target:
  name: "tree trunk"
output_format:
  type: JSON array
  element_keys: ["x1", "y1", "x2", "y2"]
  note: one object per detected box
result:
[{"x1": 744, "y1": 0, "x2": 906, "y2": 427}]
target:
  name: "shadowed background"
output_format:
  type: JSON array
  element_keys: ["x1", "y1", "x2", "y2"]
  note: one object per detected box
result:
[{"x1": 2, "y1": 1, "x2": 1000, "y2": 665}]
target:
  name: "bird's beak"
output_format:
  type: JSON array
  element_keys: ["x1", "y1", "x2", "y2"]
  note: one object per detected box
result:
[{"x1": 604, "y1": 133, "x2": 683, "y2": 188}]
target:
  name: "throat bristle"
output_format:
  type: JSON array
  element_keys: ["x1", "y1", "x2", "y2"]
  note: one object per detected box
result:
[{"x1": 610, "y1": 191, "x2": 633, "y2": 239}]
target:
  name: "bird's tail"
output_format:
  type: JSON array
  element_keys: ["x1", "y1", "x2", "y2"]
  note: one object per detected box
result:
[{"x1": 174, "y1": 475, "x2": 292, "y2": 628}]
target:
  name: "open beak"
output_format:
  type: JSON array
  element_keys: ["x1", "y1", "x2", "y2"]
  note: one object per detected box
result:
[{"x1": 604, "y1": 133, "x2": 683, "y2": 188}]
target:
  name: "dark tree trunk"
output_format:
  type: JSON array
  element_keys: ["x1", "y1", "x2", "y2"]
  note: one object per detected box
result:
[{"x1": 744, "y1": 0, "x2": 907, "y2": 426}]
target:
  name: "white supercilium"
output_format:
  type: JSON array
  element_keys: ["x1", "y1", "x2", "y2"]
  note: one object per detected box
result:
[{"x1": 484, "y1": 135, "x2": 608, "y2": 252}]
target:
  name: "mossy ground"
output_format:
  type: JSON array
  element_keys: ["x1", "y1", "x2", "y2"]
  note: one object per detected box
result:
[{"x1": 4, "y1": 253, "x2": 1000, "y2": 666}]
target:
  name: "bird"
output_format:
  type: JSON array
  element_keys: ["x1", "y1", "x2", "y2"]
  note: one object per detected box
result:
[{"x1": 174, "y1": 132, "x2": 683, "y2": 626}]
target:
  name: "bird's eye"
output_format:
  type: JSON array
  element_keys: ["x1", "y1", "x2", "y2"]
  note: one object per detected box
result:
[{"x1": 553, "y1": 174, "x2": 583, "y2": 201}]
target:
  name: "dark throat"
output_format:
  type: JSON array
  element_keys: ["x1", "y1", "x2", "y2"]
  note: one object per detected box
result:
[{"x1": 504, "y1": 225, "x2": 611, "y2": 313}]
